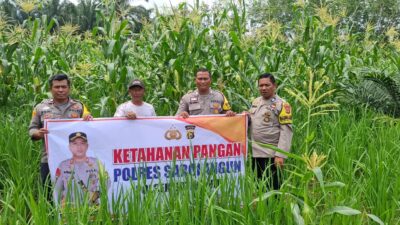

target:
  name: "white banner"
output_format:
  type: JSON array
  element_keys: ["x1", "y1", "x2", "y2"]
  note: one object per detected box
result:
[{"x1": 45, "y1": 115, "x2": 247, "y2": 204}]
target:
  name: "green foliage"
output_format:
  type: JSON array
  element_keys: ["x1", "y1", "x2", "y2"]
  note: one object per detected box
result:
[
  {"x1": 247, "y1": 0, "x2": 400, "y2": 35},
  {"x1": 1, "y1": 1, "x2": 400, "y2": 224},
  {"x1": 340, "y1": 72, "x2": 400, "y2": 117}
]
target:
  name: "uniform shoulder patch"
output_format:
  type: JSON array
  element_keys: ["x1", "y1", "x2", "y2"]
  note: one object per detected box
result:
[
  {"x1": 215, "y1": 90, "x2": 231, "y2": 111},
  {"x1": 251, "y1": 97, "x2": 262, "y2": 106},
  {"x1": 222, "y1": 95, "x2": 231, "y2": 111},
  {"x1": 279, "y1": 102, "x2": 292, "y2": 124},
  {"x1": 31, "y1": 109, "x2": 37, "y2": 118}
]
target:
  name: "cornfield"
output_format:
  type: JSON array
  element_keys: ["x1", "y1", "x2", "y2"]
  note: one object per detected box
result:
[{"x1": 0, "y1": 1, "x2": 399, "y2": 224}]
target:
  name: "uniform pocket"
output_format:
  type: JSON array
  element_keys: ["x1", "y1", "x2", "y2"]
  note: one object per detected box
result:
[{"x1": 189, "y1": 103, "x2": 201, "y2": 111}]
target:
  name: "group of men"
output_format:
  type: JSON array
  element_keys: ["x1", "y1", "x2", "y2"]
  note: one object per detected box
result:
[{"x1": 29, "y1": 68, "x2": 293, "y2": 204}]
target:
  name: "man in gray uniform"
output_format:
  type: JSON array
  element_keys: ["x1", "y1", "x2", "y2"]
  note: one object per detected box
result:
[
  {"x1": 28, "y1": 74, "x2": 92, "y2": 188},
  {"x1": 248, "y1": 73, "x2": 293, "y2": 190},
  {"x1": 176, "y1": 68, "x2": 235, "y2": 118},
  {"x1": 54, "y1": 132, "x2": 107, "y2": 206}
]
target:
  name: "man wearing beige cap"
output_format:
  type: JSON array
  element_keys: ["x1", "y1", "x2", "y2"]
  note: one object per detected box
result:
[
  {"x1": 54, "y1": 132, "x2": 108, "y2": 206},
  {"x1": 114, "y1": 79, "x2": 156, "y2": 119}
]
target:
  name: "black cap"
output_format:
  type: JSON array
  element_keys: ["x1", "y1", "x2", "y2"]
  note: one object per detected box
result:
[
  {"x1": 128, "y1": 79, "x2": 145, "y2": 89},
  {"x1": 69, "y1": 132, "x2": 88, "y2": 142}
]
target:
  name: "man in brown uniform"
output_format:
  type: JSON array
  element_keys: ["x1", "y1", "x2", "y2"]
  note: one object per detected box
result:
[
  {"x1": 28, "y1": 74, "x2": 92, "y2": 187},
  {"x1": 248, "y1": 73, "x2": 293, "y2": 190},
  {"x1": 176, "y1": 68, "x2": 235, "y2": 118},
  {"x1": 54, "y1": 132, "x2": 107, "y2": 206}
]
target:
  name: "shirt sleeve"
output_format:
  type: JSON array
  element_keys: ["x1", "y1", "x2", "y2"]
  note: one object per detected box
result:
[
  {"x1": 276, "y1": 101, "x2": 293, "y2": 158},
  {"x1": 276, "y1": 124, "x2": 293, "y2": 158},
  {"x1": 151, "y1": 106, "x2": 157, "y2": 116},
  {"x1": 82, "y1": 103, "x2": 91, "y2": 117},
  {"x1": 28, "y1": 106, "x2": 41, "y2": 140},
  {"x1": 176, "y1": 97, "x2": 189, "y2": 116},
  {"x1": 114, "y1": 105, "x2": 125, "y2": 117},
  {"x1": 222, "y1": 95, "x2": 231, "y2": 111}
]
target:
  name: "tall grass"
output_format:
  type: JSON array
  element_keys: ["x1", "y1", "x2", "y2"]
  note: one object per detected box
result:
[{"x1": 0, "y1": 107, "x2": 398, "y2": 224}]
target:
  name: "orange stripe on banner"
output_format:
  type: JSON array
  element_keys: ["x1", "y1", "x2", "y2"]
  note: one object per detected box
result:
[{"x1": 177, "y1": 115, "x2": 246, "y2": 144}]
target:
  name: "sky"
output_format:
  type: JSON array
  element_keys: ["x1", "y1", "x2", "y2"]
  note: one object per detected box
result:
[
  {"x1": 68, "y1": 0, "x2": 215, "y2": 9},
  {"x1": 132, "y1": 0, "x2": 215, "y2": 9}
]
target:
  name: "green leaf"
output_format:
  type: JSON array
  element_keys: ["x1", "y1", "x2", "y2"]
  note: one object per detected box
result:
[
  {"x1": 229, "y1": 31, "x2": 240, "y2": 47},
  {"x1": 45, "y1": 18, "x2": 57, "y2": 36},
  {"x1": 291, "y1": 203, "x2": 305, "y2": 225},
  {"x1": 305, "y1": 131, "x2": 315, "y2": 143},
  {"x1": 250, "y1": 190, "x2": 280, "y2": 204},
  {"x1": 367, "y1": 213, "x2": 384, "y2": 225},
  {"x1": 312, "y1": 167, "x2": 325, "y2": 192},
  {"x1": 106, "y1": 40, "x2": 116, "y2": 57},
  {"x1": 31, "y1": 18, "x2": 40, "y2": 41},
  {"x1": 325, "y1": 206, "x2": 361, "y2": 216},
  {"x1": 253, "y1": 141, "x2": 304, "y2": 161},
  {"x1": 324, "y1": 182, "x2": 345, "y2": 188}
]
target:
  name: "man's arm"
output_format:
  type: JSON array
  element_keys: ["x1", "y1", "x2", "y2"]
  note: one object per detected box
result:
[
  {"x1": 28, "y1": 106, "x2": 48, "y2": 140},
  {"x1": 176, "y1": 96, "x2": 189, "y2": 118},
  {"x1": 276, "y1": 124, "x2": 293, "y2": 158},
  {"x1": 151, "y1": 105, "x2": 157, "y2": 116},
  {"x1": 113, "y1": 104, "x2": 125, "y2": 117},
  {"x1": 275, "y1": 102, "x2": 293, "y2": 166}
]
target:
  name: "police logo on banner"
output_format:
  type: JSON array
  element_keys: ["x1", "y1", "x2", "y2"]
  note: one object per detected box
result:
[
  {"x1": 185, "y1": 125, "x2": 196, "y2": 139},
  {"x1": 164, "y1": 125, "x2": 182, "y2": 140}
]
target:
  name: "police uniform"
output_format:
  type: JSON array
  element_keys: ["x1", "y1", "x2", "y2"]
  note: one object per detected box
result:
[
  {"x1": 28, "y1": 98, "x2": 90, "y2": 163},
  {"x1": 54, "y1": 157, "x2": 102, "y2": 205},
  {"x1": 249, "y1": 94, "x2": 293, "y2": 189},
  {"x1": 176, "y1": 89, "x2": 231, "y2": 115}
]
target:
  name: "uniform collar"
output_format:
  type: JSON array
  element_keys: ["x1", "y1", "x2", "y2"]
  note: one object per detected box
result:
[
  {"x1": 49, "y1": 97, "x2": 74, "y2": 105},
  {"x1": 262, "y1": 94, "x2": 276, "y2": 102},
  {"x1": 195, "y1": 89, "x2": 213, "y2": 96},
  {"x1": 69, "y1": 157, "x2": 89, "y2": 165}
]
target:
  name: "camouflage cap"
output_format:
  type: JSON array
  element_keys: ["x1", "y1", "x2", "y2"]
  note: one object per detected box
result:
[{"x1": 128, "y1": 79, "x2": 145, "y2": 89}]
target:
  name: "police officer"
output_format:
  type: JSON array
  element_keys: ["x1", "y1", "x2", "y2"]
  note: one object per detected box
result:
[
  {"x1": 248, "y1": 73, "x2": 293, "y2": 190},
  {"x1": 28, "y1": 74, "x2": 92, "y2": 187},
  {"x1": 176, "y1": 68, "x2": 235, "y2": 118},
  {"x1": 54, "y1": 132, "x2": 106, "y2": 206}
]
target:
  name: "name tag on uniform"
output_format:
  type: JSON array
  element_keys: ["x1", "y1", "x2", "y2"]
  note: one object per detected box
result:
[
  {"x1": 41, "y1": 110, "x2": 51, "y2": 115},
  {"x1": 190, "y1": 97, "x2": 198, "y2": 103}
]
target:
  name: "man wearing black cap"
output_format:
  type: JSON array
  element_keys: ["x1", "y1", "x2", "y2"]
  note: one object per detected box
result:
[
  {"x1": 114, "y1": 79, "x2": 156, "y2": 119},
  {"x1": 28, "y1": 74, "x2": 92, "y2": 190},
  {"x1": 54, "y1": 132, "x2": 107, "y2": 206}
]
